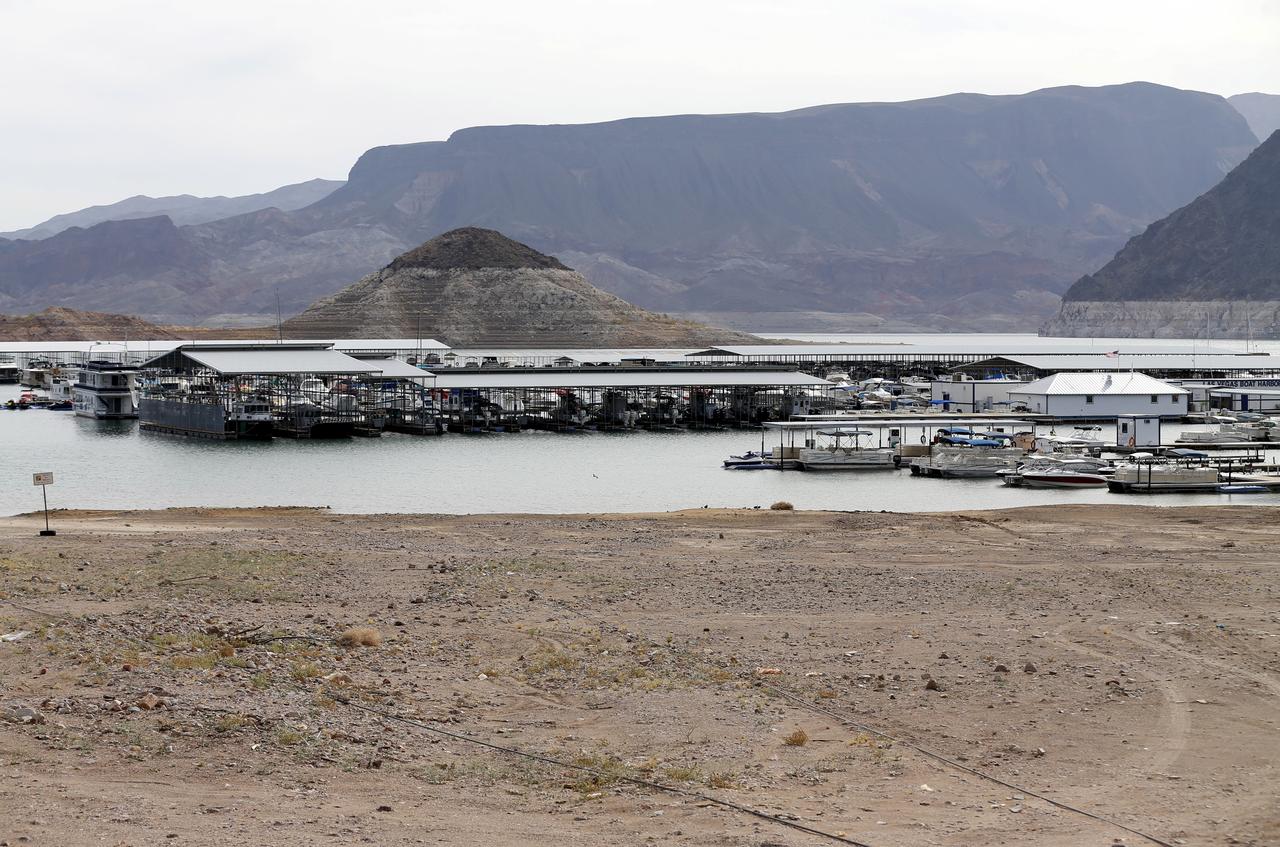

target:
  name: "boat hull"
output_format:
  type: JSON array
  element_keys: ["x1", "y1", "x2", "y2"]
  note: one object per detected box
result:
[{"x1": 1020, "y1": 473, "x2": 1108, "y2": 489}]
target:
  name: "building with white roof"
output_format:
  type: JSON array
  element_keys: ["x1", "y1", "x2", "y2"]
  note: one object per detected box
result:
[{"x1": 1008, "y1": 372, "x2": 1189, "y2": 419}]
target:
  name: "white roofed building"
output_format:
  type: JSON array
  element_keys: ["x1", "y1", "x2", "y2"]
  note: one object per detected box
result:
[{"x1": 1008, "y1": 372, "x2": 1189, "y2": 419}]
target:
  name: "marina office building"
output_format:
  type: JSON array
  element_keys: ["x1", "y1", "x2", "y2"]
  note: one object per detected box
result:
[{"x1": 1007, "y1": 372, "x2": 1189, "y2": 419}]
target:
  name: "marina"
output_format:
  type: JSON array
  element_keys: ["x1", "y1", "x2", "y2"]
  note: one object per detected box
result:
[
  {"x1": 5, "y1": 380, "x2": 1280, "y2": 515},
  {"x1": 9, "y1": 333, "x2": 1280, "y2": 513}
]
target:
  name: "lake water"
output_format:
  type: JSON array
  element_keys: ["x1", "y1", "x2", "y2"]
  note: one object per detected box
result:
[{"x1": 3, "y1": 380, "x2": 1275, "y2": 516}]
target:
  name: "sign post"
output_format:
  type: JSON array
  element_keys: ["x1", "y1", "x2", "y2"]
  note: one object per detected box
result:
[{"x1": 32, "y1": 472, "x2": 55, "y2": 537}]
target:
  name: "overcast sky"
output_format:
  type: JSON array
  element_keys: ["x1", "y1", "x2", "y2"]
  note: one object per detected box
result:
[{"x1": 2, "y1": 0, "x2": 1277, "y2": 231}]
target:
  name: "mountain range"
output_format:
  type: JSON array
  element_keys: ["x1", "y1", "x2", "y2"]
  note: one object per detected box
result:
[
  {"x1": 1042, "y1": 127, "x2": 1280, "y2": 338},
  {"x1": 1229, "y1": 93, "x2": 1280, "y2": 142},
  {"x1": 2, "y1": 178, "x2": 343, "y2": 241},
  {"x1": 0, "y1": 82, "x2": 1267, "y2": 331}
]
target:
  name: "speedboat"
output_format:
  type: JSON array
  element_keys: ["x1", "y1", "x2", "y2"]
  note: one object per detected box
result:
[
  {"x1": 1019, "y1": 466, "x2": 1109, "y2": 489},
  {"x1": 1001, "y1": 455, "x2": 1111, "y2": 486}
]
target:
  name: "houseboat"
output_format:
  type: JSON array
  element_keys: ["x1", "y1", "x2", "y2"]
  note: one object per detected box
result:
[
  {"x1": 0, "y1": 356, "x2": 19, "y2": 384},
  {"x1": 73, "y1": 347, "x2": 138, "y2": 419}
]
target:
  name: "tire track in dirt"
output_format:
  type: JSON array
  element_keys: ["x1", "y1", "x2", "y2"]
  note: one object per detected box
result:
[{"x1": 1048, "y1": 621, "x2": 1190, "y2": 775}]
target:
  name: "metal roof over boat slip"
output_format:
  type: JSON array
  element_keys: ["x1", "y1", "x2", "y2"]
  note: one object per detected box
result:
[
  {"x1": 0, "y1": 338, "x2": 448, "y2": 355},
  {"x1": 157, "y1": 347, "x2": 383, "y2": 375},
  {"x1": 429, "y1": 370, "x2": 831, "y2": 389},
  {"x1": 686, "y1": 344, "x2": 1255, "y2": 359},
  {"x1": 956, "y1": 353, "x2": 1275, "y2": 372},
  {"x1": 353, "y1": 357, "x2": 434, "y2": 380}
]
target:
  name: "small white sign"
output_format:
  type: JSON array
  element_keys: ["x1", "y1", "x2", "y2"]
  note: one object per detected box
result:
[{"x1": 32, "y1": 472, "x2": 54, "y2": 486}]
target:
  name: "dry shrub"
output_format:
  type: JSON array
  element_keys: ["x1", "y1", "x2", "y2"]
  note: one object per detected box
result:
[
  {"x1": 706, "y1": 771, "x2": 738, "y2": 789},
  {"x1": 783, "y1": 728, "x2": 809, "y2": 747},
  {"x1": 337, "y1": 626, "x2": 383, "y2": 648},
  {"x1": 769, "y1": 501, "x2": 794, "y2": 511}
]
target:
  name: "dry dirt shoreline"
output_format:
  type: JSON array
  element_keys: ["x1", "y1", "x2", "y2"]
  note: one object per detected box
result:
[{"x1": 0, "y1": 505, "x2": 1277, "y2": 846}]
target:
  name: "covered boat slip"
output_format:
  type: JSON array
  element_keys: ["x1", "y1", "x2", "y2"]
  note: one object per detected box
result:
[
  {"x1": 754, "y1": 418, "x2": 1034, "y2": 471},
  {"x1": 428, "y1": 368, "x2": 834, "y2": 432},
  {"x1": 138, "y1": 344, "x2": 387, "y2": 439},
  {"x1": 134, "y1": 344, "x2": 833, "y2": 438},
  {"x1": 686, "y1": 343, "x2": 1274, "y2": 379},
  {"x1": 0, "y1": 338, "x2": 449, "y2": 370},
  {"x1": 349, "y1": 356, "x2": 441, "y2": 436}
]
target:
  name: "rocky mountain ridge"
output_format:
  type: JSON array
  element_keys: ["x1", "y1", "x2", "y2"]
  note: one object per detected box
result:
[
  {"x1": 0, "y1": 82, "x2": 1261, "y2": 329},
  {"x1": 3, "y1": 178, "x2": 343, "y2": 241}
]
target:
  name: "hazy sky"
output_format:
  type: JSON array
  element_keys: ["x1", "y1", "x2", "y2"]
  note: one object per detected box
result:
[{"x1": 2, "y1": 0, "x2": 1277, "y2": 231}]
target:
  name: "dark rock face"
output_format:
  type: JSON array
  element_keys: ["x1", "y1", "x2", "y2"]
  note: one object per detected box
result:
[
  {"x1": 388, "y1": 227, "x2": 568, "y2": 272},
  {"x1": 1062, "y1": 130, "x2": 1280, "y2": 302},
  {"x1": 282, "y1": 229, "x2": 757, "y2": 346},
  {"x1": 0, "y1": 83, "x2": 1259, "y2": 327},
  {"x1": 1044, "y1": 131, "x2": 1280, "y2": 337}
]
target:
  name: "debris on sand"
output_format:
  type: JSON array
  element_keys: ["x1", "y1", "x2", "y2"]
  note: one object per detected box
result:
[{"x1": 337, "y1": 627, "x2": 383, "y2": 648}]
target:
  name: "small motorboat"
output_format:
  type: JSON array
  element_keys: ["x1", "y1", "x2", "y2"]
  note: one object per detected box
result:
[
  {"x1": 1019, "y1": 467, "x2": 1109, "y2": 489},
  {"x1": 724, "y1": 450, "x2": 777, "y2": 469}
]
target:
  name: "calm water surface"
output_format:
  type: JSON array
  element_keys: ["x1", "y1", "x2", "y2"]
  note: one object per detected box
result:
[{"x1": 2, "y1": 384, "x2": 1273, "y2": 516}]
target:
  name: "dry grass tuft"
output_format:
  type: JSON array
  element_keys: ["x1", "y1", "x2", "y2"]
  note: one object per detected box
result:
[
  {"x1": 783, "y1": 728, "x2": 809, "y2": 747},
  {"x1": 337, "y1": 626, "x2": 383, "y2": 648},
  {"x1": 769, "y1": 501, "x2": 795, "y2": 511}
]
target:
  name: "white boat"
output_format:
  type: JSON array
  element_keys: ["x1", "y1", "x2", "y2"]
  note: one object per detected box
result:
[
  {"x1": 20, "y1": 364, "x2": 47, "y2": 388},
  {"x1": 46, "y1": 377, "x2": 75, "y2": 409},
  {"x1": 1019, "y1": 466, "x2": 1109, "y2": 489},
  {"x1": 1175, "y1": 423, "x2": 1260, "y2": 444},
  {"x1": 0, "y1": 356, "x2": 18, "y2": 384},
  {"x1": 299, "y1": 378, "x2": 329, "y2": 403},
  {"x1": 224, "y1": 397, "x2": 274, "y2": 439},
  {"x1": 723, "y1": 449, "x2": 778, "y2": 469},
  {"x1": 910, "y1": 429, "x2": 1024, "y2": 478},
  {"x1": 1107, "y1": 454, "x2": 1221, "y2": 492},
  {"x1": 1001, "y1": 455, "x2": 1111, "y2": 487},
  {"x1": 72, "y1": 345, "x2": 138, "y2": 419},
  {"x1": 797, "y1": 428, "x2": 897, "y2": 470}
]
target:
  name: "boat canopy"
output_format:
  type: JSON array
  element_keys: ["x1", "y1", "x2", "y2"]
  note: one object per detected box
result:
[
  {"x1": 939, "y1": 435, "x2": 1003, "y2": 447},
  {"x1": 816, "y1": 428, "x2": 874, "y2": 436},
  {"x1": 979, "y1": 431, "x2": 1017, "y2": 440},
  {"x1": 1166, "y1": 447, "x2": 1209, "y2": 459}
]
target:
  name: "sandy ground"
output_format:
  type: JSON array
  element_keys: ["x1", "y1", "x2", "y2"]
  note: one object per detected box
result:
[{"x1": 0, "y1": 504, "x2": 1277, "y2": 847}]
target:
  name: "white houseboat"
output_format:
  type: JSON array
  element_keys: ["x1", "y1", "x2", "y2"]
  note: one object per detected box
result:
[{"x1": 73, "y1": 345, "x2": 138, "y2": 419}]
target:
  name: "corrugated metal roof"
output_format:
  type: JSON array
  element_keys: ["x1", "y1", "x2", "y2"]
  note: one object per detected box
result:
[
  {"x1": 431, "y1": 370, "x2": 831, "y2": 389},
  {"x1": 960, "y1": 353, "x2": 1273, "y2": 371},
  {"x1": 1010, "y1": 372, "x2": 1187, "y2": 396},
  {"x1": 180, "y1": 348, "x2": 382, "y2": 375},
  {"x1": 764, "y1": 418, "x2": 1032, "y2": 429},
  {"x1": 689, "y1": 343, "x2": 1252, "y2": 358},
  {"x1": 0, "y1": 338, "x2": 448, "y2": 355},
  {"x1": 357, "y1": 357, "x2": 435, "y2": 380}
]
